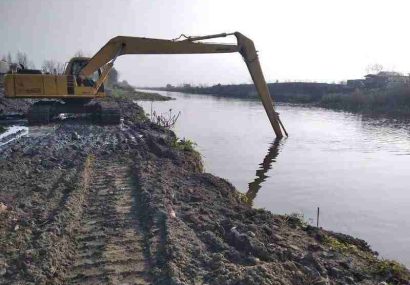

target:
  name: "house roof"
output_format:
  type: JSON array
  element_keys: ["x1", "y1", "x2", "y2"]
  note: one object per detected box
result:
[{"x1": 365, "y1": 71, "x2": 406, "y2": 78}]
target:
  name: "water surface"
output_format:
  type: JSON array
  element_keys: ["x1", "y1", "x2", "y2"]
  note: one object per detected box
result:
[{"x1": 137, "y1": 90, "x2": 410, "y2": 266}]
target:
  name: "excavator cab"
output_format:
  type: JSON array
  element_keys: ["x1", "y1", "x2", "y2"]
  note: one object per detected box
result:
[{"x1": 65, "y1": 57, "x2": 104, "y2": 91}]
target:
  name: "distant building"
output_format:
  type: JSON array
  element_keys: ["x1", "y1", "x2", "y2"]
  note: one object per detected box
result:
[
  {"x1": 0, "y1": 60, "x2": 9, "y2": 75},
  {"x1": 364, "y1": 71, "x2": 410, "y2": 88},
  {"x1": 346, "y1": 79, "x2": 365, "y2": 88},
  {"x1": 346, "y1": 71, "x2": 410, "y2": 89}
]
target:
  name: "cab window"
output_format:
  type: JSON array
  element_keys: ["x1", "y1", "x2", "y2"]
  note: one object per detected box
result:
[{"x1": 71, "y1": 60, "x2": 100, "y2": 87}]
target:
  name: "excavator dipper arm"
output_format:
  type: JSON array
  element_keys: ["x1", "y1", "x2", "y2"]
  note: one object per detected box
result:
[{"x1": 80, "y1": 32, "x2": 285, "y2": 138}]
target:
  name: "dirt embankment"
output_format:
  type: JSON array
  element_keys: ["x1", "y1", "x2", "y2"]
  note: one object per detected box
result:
[{"x1": 0, "y1": 93, "x2": 409, "y2": 284}]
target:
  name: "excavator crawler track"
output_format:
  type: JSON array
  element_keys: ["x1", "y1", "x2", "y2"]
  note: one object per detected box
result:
[
  {"x1": 27, "y1": 102, "x2": 53, "y2": 125},
  {"x1": 26, "y1": 101, "x2": 122, "y2": 125},
  {"x1": 100, "y1": 106, "x2": 121, "y2": 125},
  {"x1": 66, "y1": 160, "x2": 150, "y2": 284}
]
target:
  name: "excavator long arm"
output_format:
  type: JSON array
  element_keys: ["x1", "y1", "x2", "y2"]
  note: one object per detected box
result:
[{"x1": 80, "y1": 32, "x2": 285, "y2": 138}]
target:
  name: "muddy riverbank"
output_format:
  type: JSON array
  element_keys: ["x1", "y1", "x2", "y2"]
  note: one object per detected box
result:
[{"x1": 0, "y1": 89, "x2": 409, "y2": 284}]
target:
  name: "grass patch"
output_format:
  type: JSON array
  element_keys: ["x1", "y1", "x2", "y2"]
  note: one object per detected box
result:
[
  {"x1": 372, "y1": 259, "x2": 410, "y2": 283},
  {"x1": 323, "y1": 235, "x2": 410, "y2": 283},
  {"x1": 324, "y1": 235, "x2": 361, "y2": 255},
  {"x1": 237, "y1": 192, "x2": 251, "y2": 205},
  {"x1": 172, "y1": 138, "x2": 197, "y2": 152},
  {"x1": 170, "y1": 137, "x2": 203, "y2": 172}
]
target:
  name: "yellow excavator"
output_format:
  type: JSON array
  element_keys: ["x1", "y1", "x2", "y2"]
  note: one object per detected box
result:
[{"x1": 3, "y1": 32, "x2": 286, "y2": 138}]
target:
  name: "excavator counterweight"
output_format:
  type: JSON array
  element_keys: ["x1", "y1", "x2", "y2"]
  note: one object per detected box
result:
[{"x1": 4, "y1": 32, "x2": 286, "y2": 137}]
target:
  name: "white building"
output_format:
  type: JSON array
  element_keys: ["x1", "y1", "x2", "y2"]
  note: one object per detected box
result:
[{"x1": 0, "y1": 60, "x2": 9, "y2": 74}]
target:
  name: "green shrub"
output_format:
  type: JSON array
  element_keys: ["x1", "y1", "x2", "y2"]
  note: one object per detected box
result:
[{"x1": 172, "y1": 138, "x2": 197, "y2": 152}]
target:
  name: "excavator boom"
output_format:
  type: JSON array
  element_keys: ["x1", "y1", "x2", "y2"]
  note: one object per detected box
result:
[
  {"x1": 4, "y1": 32, "x2": 286, "y2": 137},
  {"x1": 80, "y1": 32, "x2": 285, "y2": 137},
  {"x1": 80, "y1": 36, "x2": 239, "y2": 77}
]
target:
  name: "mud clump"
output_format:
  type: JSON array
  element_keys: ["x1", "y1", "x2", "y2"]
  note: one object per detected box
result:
[{"x1": 0, "y1": 92, "x2": 409, "y2": 285}]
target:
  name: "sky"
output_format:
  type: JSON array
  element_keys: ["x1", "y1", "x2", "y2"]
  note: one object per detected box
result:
[{"x1": 1, "y1": 0, "x2": 410, "y2": 87}]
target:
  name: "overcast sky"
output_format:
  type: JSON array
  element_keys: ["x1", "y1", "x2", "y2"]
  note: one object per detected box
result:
[{"x1": 1, "y1": 0, "x2": 410, "y2": 86}]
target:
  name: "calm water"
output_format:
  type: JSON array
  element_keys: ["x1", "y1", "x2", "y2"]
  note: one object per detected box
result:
[{"x1": 137, "y1": 90, "x2": 410, "y2": 266}]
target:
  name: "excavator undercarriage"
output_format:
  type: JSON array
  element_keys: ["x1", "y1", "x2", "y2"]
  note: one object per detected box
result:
[{"x1": 27, "y1": 101, "x2": 121, "y2": 125}]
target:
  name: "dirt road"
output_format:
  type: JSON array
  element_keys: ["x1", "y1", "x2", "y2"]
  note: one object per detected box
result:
[
  {"x1": 0, "y1": 94, "x2": 409, "y2": 284},
  {"x1": 0, "y1": 115, "x2": 151, "y2": 284}
]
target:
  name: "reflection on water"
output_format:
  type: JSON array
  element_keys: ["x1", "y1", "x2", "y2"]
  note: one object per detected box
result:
[{"x1": 246, "y1": 139, "x2": 282, "y2": 206}]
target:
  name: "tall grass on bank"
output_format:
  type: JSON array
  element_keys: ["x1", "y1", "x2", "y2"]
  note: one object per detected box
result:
[{"x1": 320, "y1": 87, "x2": 410, "y2": 116}]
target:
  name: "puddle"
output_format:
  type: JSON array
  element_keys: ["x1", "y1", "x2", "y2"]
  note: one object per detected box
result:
[
  {"x1": 0, "y1": 124, "x2": 58, "y2": 147},
  {"x1": 0, "y1": 126, "x2": 29, "y2": 147},
  {"x1": 27, "y1": 125, "x2": 57, "y2": 138}
]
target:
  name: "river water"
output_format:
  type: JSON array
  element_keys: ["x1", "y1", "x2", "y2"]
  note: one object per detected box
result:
[{"x1": 137, "y1": 90, "x2": 410, "y2": 266}]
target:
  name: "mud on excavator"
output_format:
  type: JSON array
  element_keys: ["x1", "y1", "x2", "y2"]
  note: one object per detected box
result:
[{"x1": 3, "y1": 32, "x2": 286, "y2": 138}]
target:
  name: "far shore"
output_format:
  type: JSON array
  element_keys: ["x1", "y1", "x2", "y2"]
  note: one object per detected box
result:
[{"x1": 148, "y1": 83, "x2": 410, "y2": 118}]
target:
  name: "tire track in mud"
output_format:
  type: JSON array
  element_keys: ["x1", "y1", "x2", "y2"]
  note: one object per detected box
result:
[{"x1": 66, "y1": 159, "x2": 150, "y2": 285}]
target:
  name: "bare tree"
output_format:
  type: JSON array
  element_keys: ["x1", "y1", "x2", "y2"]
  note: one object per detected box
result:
[
  {"x1": 6, "y1": 52, "x2": 13, "y2": 64},
  {"x1": 42, "y1": 60, "x2": 65, "y2": 75},
  {"x1": 2, "y1": 52, "x2": 36, "y2": 69},
  {"x1": 16, "y1": 51, "x2": 28, "y2": 68},
  {"x1": 74, "y1": 50, "x2": 85, "y2": 57},
  {"x1": 27, "y1": 60, "x2": 36, "y2": 69},
  {"x1": 55, "y1": 62, "x2": 65, "y2": 74},
  {"x1": 42, "y1": 60, "x2": 54, "y2": 74},
  {"x1": 366, "y1": 63, "x2": 384, "y2": 74}
]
